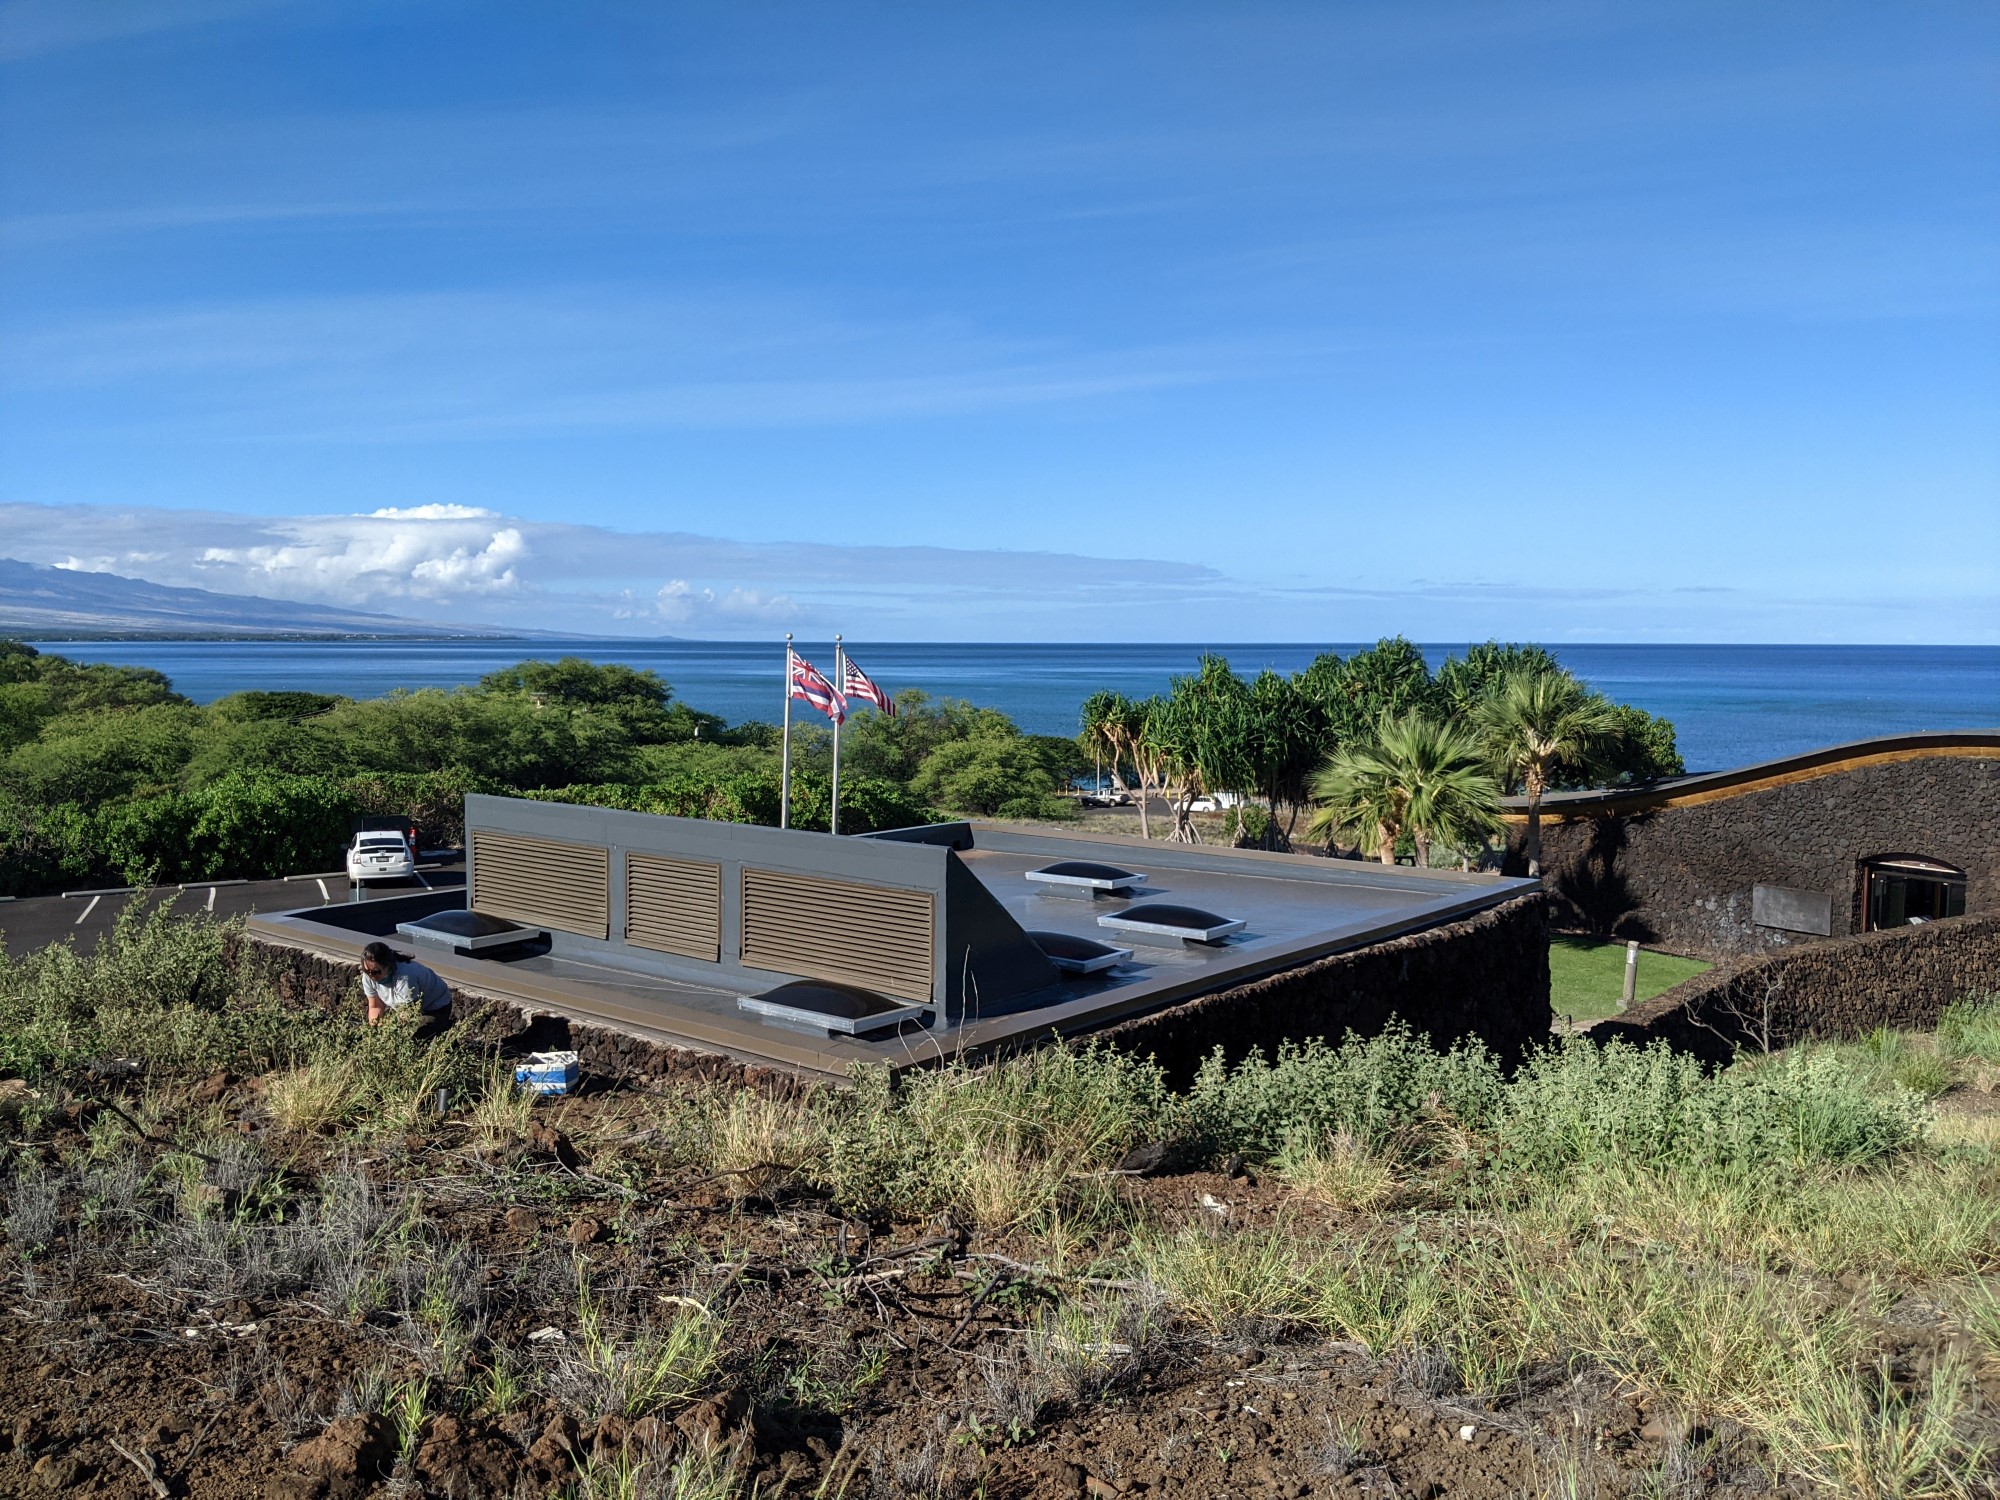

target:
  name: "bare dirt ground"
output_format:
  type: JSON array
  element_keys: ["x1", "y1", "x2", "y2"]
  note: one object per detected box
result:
[{"x1": 0, "y1": 1074, "x2": 1832, "y2": 1500}]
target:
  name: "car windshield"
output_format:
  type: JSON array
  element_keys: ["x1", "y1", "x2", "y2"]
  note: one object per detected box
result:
[{"x1": 358, "y1": 835, "x2": 406, "y2": 847}]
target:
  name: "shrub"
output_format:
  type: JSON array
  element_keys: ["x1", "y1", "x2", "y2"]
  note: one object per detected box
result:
[
  {"x1": 1485, "y1": 1036, "x2": 1925, "y2": 1178},
  {"x1": 0, "y1": 899, "x2": 291, "y2": 1079},
  {"x1": 1181, "y1": 1023, "x2": 1506, "y2": 1163}
]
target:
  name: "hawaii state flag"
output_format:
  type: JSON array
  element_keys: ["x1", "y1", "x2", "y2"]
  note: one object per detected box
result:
[
  {"x1": 789, "y1": 653, "x2": 846, "y2": 724},
  {"x1": 842, "y1": 655, "x2": 895, "y2": 717}
]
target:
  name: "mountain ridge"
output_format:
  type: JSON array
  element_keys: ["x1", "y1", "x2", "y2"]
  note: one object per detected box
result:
[{"x1": 0, "y1": 557, "x2": 541, "y2": 639}]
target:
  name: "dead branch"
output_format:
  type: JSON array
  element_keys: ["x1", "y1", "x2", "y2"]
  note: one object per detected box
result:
[{"x1": 107, "y1": 1438, "x2": 171, "y2": 1498}]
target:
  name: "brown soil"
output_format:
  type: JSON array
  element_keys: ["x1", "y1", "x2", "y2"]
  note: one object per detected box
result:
[{"x1": 0, "y1": 1081, "x2": 1876, "y2": 1499}]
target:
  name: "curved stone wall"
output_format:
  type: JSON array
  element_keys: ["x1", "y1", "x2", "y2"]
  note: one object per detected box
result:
[
  {"x1": 1591, "y1": 911, "x2": 2000, "y2": 1063},
  {"x1": 1506, "y1": 735, "x2": 2000, "y2": 960}
]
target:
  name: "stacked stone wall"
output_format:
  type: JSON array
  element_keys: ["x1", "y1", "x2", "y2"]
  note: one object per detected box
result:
[
  {"x1": 1590, "y1": 911, "x2": 2000, "y2": 1064},
  {"x1": 1521, "y1": 754, "x2": 2000, "y2": 960},
  {"x1": 1092, "y1": 892, "x2": 1550, "y2": 1083}
]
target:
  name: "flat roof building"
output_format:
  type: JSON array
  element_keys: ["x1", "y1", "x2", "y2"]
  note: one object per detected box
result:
[{"x1": 249, "y1": 794, "x2": 1548, "y2": 1080}]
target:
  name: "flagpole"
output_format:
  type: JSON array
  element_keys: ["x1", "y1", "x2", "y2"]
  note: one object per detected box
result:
[
  {"x1": 830, "y1": 635, "x2": 843, "y2": 836},
  {"x1": 779, "y1": 633, "x2": 793, "y2": 831}
]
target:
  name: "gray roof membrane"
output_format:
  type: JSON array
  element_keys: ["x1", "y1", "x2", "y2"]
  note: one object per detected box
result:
[{"x1": 248, "y1": 807, "x2": 1536, "y2": 1079}]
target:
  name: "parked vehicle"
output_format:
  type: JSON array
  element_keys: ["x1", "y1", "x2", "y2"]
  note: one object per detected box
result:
[
  {"x1": 346, "y1": 829, "x2": 416, "y2": 883},
  {"x1": 1186, "y1": 791, "x2": 1245, "y2": 814}
]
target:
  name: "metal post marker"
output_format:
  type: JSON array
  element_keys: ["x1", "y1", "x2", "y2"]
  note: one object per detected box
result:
[
  {"x1": 830, "y1": 634, "x2": 843, "y2": 836},
  {"x1": 779, "y1": 633, "x2": 793, "y2": 831},
  {"x1": 1622, "y1": 940, "x2": 1640, "y2": 1010}
]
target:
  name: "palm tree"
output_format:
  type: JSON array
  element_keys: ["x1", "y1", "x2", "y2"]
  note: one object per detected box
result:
[
  {"x1": 1306, "y1": 712, "x2": 1500, "y2": 865},
  {"x1": 1306, "y1": 734, "x2": 1408, "y2": 862},
  {"x1": 1400, "y1": 721, "x2": 1505, "y2": 867},
  {"x1": 1474, "y1": 667, "x2": 1625, "y2": 876},
  {"x1": 1078, "y1": 690, "x2": 1126, "y2": 798}
]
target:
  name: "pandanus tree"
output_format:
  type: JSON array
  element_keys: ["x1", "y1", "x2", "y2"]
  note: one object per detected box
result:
[
  {"x1": 1307, "y1": 711, "x2": 1500, "y2": 865},
  {"x1": 1241, "y1": 669, "x2": 1327, "y2": 848},
  {"x1": 1474, "y1": 667, "x2": 1625, "y2": 876}
]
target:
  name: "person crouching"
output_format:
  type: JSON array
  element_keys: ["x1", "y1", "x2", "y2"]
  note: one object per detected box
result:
[{"x1": 359, "y1": 940, "x2": 454, "y2": 1039}]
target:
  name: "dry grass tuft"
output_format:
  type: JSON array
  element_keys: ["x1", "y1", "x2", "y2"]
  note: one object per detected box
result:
[{"x1": 1275, "y1": 1130, "x2": 1400, "y2": 1211}]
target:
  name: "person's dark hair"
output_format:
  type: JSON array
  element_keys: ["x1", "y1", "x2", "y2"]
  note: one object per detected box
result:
[{"x1": 361, "y1": 941, "x2": 396, "y2": 972}]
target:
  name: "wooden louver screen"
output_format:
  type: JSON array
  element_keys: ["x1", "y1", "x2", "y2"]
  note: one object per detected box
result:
[
  {"x1": 739, "y1": 868, "x2": 935, "y2": 1002},
  {"x1": 625, "y1": 853, "x2": 722, "y2": 962},
  {"x1": 470, "y1": 830, "x2": 609, "y2": 939}
]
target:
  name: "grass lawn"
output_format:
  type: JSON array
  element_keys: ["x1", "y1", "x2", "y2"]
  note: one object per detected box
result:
[{"x1": 1550, "y1": 935, "x2": 1710, "y2": 1024}]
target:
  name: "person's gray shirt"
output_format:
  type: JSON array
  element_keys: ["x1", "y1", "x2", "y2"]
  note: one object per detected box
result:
[{"x1": 361, "y1": 958, "x2": 452, "y2": 1014}]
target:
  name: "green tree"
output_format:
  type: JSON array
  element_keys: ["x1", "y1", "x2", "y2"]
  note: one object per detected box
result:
[
  {"x1": 1240, "y1": 669, "x2": 1327, "y2": 847},
  {"x1": 1307, "y1": 712, "x2": 1500, "y2": 865},
  {"x1": 1078, "y1": 689, "x2": 1130, "y2": 793},
  {"x1": 475, "y1": 656, "x2": 670, "y2": 710},
  {"x1": 1295, "y1": 637, "x2": 1444, "y2": 750},
  {"x1": 207, "y1": 689, "x2": 346, "y2": 722},
  {"x1": 0, "y1": 644, "x2": 186, "y2": 758},
  {"x1": 1597, "y1": 703, "x2": 1685, "y2": 784},
  {"x1": 1474, "y1": 667, "x2": 1626, "y2": 876},
  {"x1": 909, "y1": 738, "x2": 1070, "y2": 820},
  {"x1": 1434, "y1": 642, "x2": 1564, "y2": 718},
  {"x1": 4, "y1": 702, "x2": 201, "y2": 803},
  {"x1": 839, "y1": 689, "x2": 1018, "y2": 785}
]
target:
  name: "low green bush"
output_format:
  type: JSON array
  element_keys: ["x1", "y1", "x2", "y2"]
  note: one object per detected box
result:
[
  {"x1": 1500, "y1": 1038, "x2": 1928, "y2": 1174},
  {"x1": 1179, "y1": 1026, "x2": 1930, "y2": 1181},
  {"x1": 0, "y1": 902, "x2": 486, "y2": 1123},
  {"x1": 1180, "y1": 1023, "x2": 1507, "y2": 1162}
]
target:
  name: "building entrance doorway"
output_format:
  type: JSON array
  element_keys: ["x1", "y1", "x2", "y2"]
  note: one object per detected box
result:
[{"x1": 1862, "y1": 856, "x2": 1966, "y2": 931}]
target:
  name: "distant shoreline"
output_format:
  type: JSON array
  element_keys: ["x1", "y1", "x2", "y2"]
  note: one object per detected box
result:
[{"x1": 11, "y1": 631, "x2": 545, "y2": 644}]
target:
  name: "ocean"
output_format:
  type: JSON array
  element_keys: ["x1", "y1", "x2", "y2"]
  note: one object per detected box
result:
[{"x1": 26, "y1": 639, "x2": 2000, "y2": 774}]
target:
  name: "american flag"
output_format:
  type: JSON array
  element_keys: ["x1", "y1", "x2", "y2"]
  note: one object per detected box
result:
[
  {"x1": 789, "y1": 653, "x2": 846, "y2": 723},
  {"x1": 842, "y1": 655, "x2": 896, "y2": 717}
]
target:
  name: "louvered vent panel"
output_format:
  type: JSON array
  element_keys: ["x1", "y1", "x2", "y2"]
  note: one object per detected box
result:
[
  {"x1": 740, "y1": 869, "x2": 935, "y2": 1002},
  {"x1": 470, "y1": 830, "x2": 609, "y2": 939},
  {"x1": 625, "y1": 853, "x2": 722, "y2": 961}
]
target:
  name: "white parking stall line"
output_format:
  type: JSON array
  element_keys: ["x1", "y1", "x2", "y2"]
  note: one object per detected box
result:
[
  {"x1": 207, "y1": 886, "x2": 217, "y2": 912},
  {"x1": 75, "y1": 894, "x2": 101, "y2": 926},
  {"x1": 316, "y1": 878, "x2": 331, "y2": 902}
]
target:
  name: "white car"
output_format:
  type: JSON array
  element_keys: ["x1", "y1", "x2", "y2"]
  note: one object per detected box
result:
[{"x1": 346, "y1": 830, "x2": 416, "y2": 883}]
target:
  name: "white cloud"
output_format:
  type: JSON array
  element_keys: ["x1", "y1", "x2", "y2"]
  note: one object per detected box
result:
[
  {"x1": 368, "y1": 504, "x2": 500, "y2": 521},
  {"x1": 189, "y1": 510, "x2": 528, "y2": 603}
]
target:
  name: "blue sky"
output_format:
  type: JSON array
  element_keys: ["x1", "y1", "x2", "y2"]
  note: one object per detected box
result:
[{"x1": 1, "y1": 1, "x2": 1995, "y2": 640}]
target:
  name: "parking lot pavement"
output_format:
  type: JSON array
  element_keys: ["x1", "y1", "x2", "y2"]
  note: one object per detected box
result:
[{"x1": 0, "y1": 861, "x2": 465, "y2": 957}]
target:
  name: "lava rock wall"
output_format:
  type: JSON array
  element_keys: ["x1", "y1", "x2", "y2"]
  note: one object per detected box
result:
[
  {"x1": 1591, "y1": 911, "x2": 2000, "y2": 1064},
  {"x1": 1091, "y1": 892, "x2": 1551, "y2": 1083},
  {"x1": 1521, "y1": 752, "x2": 2000, "y2": 959}
]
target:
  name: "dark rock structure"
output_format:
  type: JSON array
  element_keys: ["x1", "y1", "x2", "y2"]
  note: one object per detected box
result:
[
  {"x1": 1093, "y1": 892, "x2": 1550, "y2": 1082},
  {"x1": 1506, "y1": 733, "x2": 2000, "y2": 960},
  {"x1": 1592, "y1": 911, "x2": 2000, "y2": 1064}
]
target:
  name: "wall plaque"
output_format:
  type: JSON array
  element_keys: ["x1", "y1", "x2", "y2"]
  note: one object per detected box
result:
[{"x1": 1752, "y1": 883, "x2": 1833, "y2": 936}]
